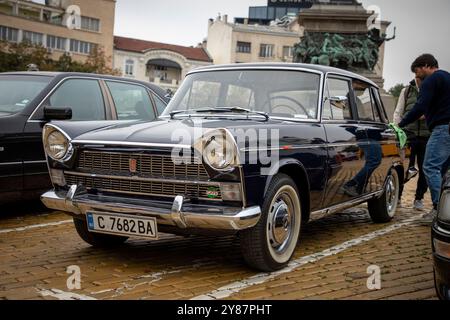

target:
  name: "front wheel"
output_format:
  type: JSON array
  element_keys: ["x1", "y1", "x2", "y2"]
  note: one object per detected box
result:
[
  {"x1": 240, "y1": 174, "x2": 302, "y2": 272},
  {"x1": 73, "y1": 218, "x2": 128, "y2": 247},
  {"x1": 368, "y1": 169, "x2": 400, "y2": 223}
]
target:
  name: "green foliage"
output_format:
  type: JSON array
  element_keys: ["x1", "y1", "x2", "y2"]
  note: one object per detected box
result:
[
  {"x1": 0, "y1": 41, "x2": 120, "y2": 75},
  {"x1": 389, "y1": 83, "x2": 406, "y2": 99}
]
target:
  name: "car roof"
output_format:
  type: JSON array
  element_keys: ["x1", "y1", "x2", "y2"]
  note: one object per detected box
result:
[
  {"x1": 190, "y1": 63, "x2": 378, "y2": 88},
  {"x1": 0, "y1": 71, "x2": 169, "y2": 100}
]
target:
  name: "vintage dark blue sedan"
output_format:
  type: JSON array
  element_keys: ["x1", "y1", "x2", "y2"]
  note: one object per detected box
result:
[{"x1": 41, "y1": 64, "x2": 405, "y2": 271}]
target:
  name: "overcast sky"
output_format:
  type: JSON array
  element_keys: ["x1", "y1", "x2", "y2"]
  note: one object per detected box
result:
[{"x1": 114, "y1": 0, "x2": 450, "y2": 90}]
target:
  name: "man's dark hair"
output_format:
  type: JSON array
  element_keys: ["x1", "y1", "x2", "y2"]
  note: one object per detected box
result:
[{"x1": 411, "y1": 54, "x2": 439, "y2": 72}]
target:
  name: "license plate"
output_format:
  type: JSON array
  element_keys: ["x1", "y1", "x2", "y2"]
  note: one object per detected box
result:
[{"x1": 86, "y1": 212, "x2": 158, "y2": 239}]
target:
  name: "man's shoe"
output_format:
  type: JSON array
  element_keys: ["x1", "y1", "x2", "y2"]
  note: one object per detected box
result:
[
  {"x1": 420, "y1": 209, "x2": 437, "y2": 225},
  {"x1": 406, "y1": 167, "x2": 419, "y2": 180},
  {"x1": 414, "y1": 200, "x2": 425, "y2": 211}
]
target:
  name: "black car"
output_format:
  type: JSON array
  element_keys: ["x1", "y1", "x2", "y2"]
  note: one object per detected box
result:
[
  {"x1": 432, "y1": 151, "x2": 450, "y2": 300},
  {"x1": 41, "y1": 63, "x2": 406, "y2": 271},
  {"x1": 0, "y1": 72, "x2": 169, "y2": 204}
]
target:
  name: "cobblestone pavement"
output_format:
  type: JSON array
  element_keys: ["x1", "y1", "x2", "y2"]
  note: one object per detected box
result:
[{"x1": 0, "y1": 179, "x2": 438, "y2": 300}]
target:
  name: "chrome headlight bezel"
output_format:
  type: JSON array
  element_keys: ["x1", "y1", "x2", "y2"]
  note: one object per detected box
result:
[
  {"x1": 43, "y1": 124, "x2": 73, "y2": 162},
  {"x1": 196, "y1": 129, "x2": 239, "y2": 172}
]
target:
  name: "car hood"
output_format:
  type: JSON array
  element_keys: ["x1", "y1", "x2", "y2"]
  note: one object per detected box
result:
[{"x1": 72, "y1": 118, "x2": 282, "y2": 147}]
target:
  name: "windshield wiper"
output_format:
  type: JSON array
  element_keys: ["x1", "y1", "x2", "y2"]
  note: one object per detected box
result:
[{"x1": 170, "y1": 107, "x2": 270, "y2": 121}]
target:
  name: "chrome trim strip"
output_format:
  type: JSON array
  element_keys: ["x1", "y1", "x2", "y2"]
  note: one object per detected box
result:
[
  {"x1": 185, "y1": 66, "x2": 325, "y2": 123},
  {"x1": 23, "y1": 160, "x2": 47, "y2": 164},
  {"x1": 239, "y1": 166, "x2": 247, "y2": 208},
  {"x1": 71, "y1": 140, "x2": 192, "y2": 149},
  {"x1": 0, "y1": 161, "x2": 22, "y2": 166},
  {"x1": 436, "y1": 226, "x2": 450, "y2": 236},
  {"x1": 310, "y1": 190, "x2": 384, "y2": 221},
  {"x1": 77, "y1": 186, "x2": 223, "y2": 202},
  {"x1": 64, "y1": 171, "x2": 229, "y2": 187}
]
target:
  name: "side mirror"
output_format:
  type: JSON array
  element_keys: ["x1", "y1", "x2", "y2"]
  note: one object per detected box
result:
[{"x1": 44, "y1": 106, "x2": 72, "y2": 121}]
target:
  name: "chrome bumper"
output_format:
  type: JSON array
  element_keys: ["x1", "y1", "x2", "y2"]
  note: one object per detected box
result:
[{"x1": 41, "y1": 185, "x2": 261, "y2": 231}]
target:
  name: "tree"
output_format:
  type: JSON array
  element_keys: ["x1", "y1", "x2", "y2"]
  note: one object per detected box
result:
[
  {"x1": 389, "y1": 83, "x2": 406, "y2": 99},
  {"x1": 85, "y1": 46, "x2": 121, "y2": 75},
  {"x1": 0, "y1": 41, "x2": 120, "y2": 75},
  {"x1": 388, "y1": 83, "x2": 406, "y2": 105}
]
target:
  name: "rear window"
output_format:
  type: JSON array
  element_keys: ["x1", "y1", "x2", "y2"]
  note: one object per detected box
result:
[{"x1": 0, "y1": 75, "x2": 51, "y2": 115}]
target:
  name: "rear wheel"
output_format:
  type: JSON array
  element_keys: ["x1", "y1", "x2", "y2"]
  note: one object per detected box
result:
[
  {"x1": 368, "y1": 169, "x2": 400, "y2": 223},
  {"x1": 73, "y1": 218, "x2": 128, "y2": 247},
  {"x1": 240, "y1": 174, "x2": 302, "y2": 271}
]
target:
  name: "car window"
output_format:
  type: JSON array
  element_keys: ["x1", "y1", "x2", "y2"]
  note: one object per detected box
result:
[
  {"x1": 106, "y1": 81, "x2": 156, "y2": 121},
  {"x1": 322, "y1": 78, "x2": 352, "y2": 121},
  {"x1": 164, "y1": 70, "x2": 320, "y2": 120},
  {"x1": 48, "y1": 79, "x2": 105, "y2": 121},
  {"x1": 152, "y1": 93, "x2": 167, "y2": 115},
  {"x1": 0, "y1": 75, "x2": 51, "y2": 115},
  {"x1": 353, "y1": 81, "x2": 378, "y2": 122}
]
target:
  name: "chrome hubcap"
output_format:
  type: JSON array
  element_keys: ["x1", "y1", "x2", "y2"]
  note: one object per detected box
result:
[
  {"x1": 386, "y1": 174, "x2": 398, "y2": 214},
  {"x1": 268, "y1": 193, "x2": 294, "y2": 253}
]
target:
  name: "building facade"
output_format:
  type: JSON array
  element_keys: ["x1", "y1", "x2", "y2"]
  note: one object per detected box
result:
[
  {"x1": 206, "y1": 14, "x2": 301, "y2": 65},
  {"x1": 0, "y1": 0, "x2": 116, "y2": 65},
  {"x1": 113, "y1": 36, "x2": 212, "y2": 91}
]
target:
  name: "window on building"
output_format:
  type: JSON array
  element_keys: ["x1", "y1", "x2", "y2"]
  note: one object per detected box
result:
[
  {"x1": 282, "y1": 46, "x2": 293, "y2": 58},
  {"x1": 125, "y1": 59, "x2": 135, "y2": 76},
  {"x1": 47, "y1": 35, "x2": 66, "y2": 51},
  {"x1": 42, "y1": 10, "x2": 64, "y2": 25},
  {"x1": 70, "y1": 39, "x2": 96, "y2": 54},
  {"x1": 236, "y1": 41, "x2": 251, "y2": 54},
  {"x1": 259, "y1": 44, "x2": 274, "y2": 58},
  {"x1": 81, "y1": 16, "x2": 100, "y2": 32},
  {"x1": 0, "y1": 26, "x2": 18, "y2": 42},
  {"x1": 48, "y1": 79, "x2": 106, "y2": 121},
  {"x1": 23, "y1": 31, "x2": 43, "y2": 45},
  {"x1": 106, "y1": 81, "x2": 156, "y2": 121}
]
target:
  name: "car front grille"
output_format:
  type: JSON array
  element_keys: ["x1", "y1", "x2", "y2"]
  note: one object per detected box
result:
[
  {"x1": 77, "y1": 151, "x2": 210, "y2": 180},
  {"x1": 67, "y1": 150, "x2": 221, "y2": 201},
  {"x1": 64, "y1": 173, "x2": 221, "y2": 201}
]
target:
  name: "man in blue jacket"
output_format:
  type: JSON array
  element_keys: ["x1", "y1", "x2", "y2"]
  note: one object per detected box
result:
[{"x1": 399, "y1": 54, "x2": 450, "y2": 223}]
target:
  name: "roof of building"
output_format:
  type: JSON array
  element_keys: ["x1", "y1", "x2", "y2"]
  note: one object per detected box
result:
[
  {"x1": 114, "y1": 36, "x2": 212, "y2": 63},
  {"x1": 231, "y1": 23, "x2": 299, "y2": 37}
]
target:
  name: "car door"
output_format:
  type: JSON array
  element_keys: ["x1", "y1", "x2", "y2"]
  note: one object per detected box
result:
[
  {"x1": 322, "y1": 76, "x2": 370, "y2": 208},
  {"x1": 0, "y1": 74, "x2": 53, "y2": 200},
  {"x1": 0, "y1": 115, "x2": 25, "y2": 197},
  {"x1": 22, "y1": 77, "x2": 108, "y2": 192},
  {"x1": 352, "y1": 80, "x2": 397, "y2": 193},
  {"x1": 104, "y1": 81, "x2": 158, "y2": 121}
]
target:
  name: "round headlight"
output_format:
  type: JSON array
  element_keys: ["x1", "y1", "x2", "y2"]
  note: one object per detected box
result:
[
  {"x1": 203, "y1": 132, "x2": 237, "y2": 171},
  {"x1": 45, "y1": 129, "x2": 70, "y2": 161}
]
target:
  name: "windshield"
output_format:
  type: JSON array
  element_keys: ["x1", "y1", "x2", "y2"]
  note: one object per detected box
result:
[
  {"x1": 162, "y1": 70, "x2": 321, "y2": 120},
  {"x1": 0, "y1": 75, "x2": 51, "y2": 115}
]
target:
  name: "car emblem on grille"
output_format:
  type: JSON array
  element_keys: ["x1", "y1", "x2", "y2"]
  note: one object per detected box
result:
[{"x1": 129, "y1": 159, "x2": 138, "y2": 173}]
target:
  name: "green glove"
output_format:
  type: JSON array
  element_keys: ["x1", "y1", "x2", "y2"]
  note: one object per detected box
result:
[{"x1": 389, "y1": 123, "x2": 408, "y2": 149}]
